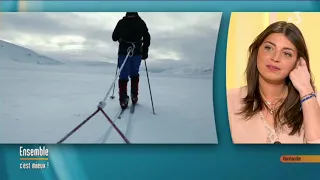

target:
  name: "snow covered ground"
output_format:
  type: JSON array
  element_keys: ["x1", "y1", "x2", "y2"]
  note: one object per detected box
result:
[{"x1": 0, "y1": 40, "x2": 217, "y2": 144}]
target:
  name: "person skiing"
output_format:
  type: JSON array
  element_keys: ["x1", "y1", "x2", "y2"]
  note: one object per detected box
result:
[{"x1": 112, "y1": 12, "x2": 151, "y2": 109}]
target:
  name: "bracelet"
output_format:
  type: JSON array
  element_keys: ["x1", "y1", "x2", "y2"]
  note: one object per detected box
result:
[
  {"x1": 301, "y1": 92, "x2": 315, "y2": 100},
  {"x1": 300, "y1": 92, "x2": 317, "y2": 111}
]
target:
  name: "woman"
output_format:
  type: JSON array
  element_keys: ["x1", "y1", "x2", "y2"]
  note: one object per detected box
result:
[{"x1": 227, "y1": 21, "x2": 320, "y2": 144}]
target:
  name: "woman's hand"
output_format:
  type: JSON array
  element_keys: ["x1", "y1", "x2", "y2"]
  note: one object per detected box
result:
[{"x1": 289, "y1": 58, "x2": 314, "y2": 97}]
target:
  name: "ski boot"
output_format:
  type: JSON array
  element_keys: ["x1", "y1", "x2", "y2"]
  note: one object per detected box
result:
[
  {"x1": 119, "y1": 79, "x2": 129, "y2": 109},
  {"x1": 120, "y1": 96, "x2": 129, "y2": 110},
  {"x1": 130, "y1": 76, "x2": 139, "y2": 104}
]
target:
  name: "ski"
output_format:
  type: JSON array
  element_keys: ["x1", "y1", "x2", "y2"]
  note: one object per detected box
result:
[
  {"x1": 130, "y1": 104, "x2": 136, "y2": 114},
  {"x1": 123, "y1": 103, "x2": 137, "y2": 137},
  {"x1": 117, "y1": 102, "x2": 133, "y2": 119},
  {"x1": 118, "y1": 100, "x2": 137, "y2": 118},
  {"x1": 117, "y1": 108, "x2": 127, "y2": 119}
]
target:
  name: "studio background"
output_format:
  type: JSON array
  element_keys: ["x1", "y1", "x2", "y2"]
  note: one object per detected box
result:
[{"x1": 227, "y1": 12, "x2": 320, "y2": 91}]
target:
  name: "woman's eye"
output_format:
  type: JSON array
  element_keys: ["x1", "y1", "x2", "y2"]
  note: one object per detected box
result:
[
  {"x1": 264, "y1": 45, "x2": 272, "y2": 51},
  {"x1": 284, "y1": 52, "x2": 292, "y2": 57}
]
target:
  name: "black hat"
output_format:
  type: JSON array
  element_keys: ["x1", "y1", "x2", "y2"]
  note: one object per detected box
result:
[{"x1": 126, "y1": 12, "x2": 138, "y2": 17}]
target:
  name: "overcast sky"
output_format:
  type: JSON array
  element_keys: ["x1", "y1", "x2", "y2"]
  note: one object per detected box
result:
[{"x1": 0, "y1": 12, "x2": 221, "y2": 64}]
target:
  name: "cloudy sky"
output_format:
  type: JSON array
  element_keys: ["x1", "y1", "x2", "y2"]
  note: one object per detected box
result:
[{"x1": 0, "y1": 12, "x2": 221, "y2": 65}]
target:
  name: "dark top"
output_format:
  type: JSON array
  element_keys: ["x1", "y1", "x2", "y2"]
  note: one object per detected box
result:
[{"x1": 112, "y1": 15, "x2": 151, "y2": 56}]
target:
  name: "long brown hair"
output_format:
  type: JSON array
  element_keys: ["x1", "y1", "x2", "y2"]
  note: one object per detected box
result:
[{"x1": 238, "y1": 21, "x2": 315, "y2": 135}]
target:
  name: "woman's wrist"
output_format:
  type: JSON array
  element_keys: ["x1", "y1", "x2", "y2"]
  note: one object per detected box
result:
[{"x1": 299, "y1": 85, "x2": 314, "y2": 99}]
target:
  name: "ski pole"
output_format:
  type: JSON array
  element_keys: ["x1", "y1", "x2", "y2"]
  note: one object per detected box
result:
[
  {"x1": 110, "y1": 64, "x2": 118, "y2": 99},
  {"x1": 98, "y1": 44, "x2": 135, "y2": 109},
  {"x1": 144, "y1": 60, "x2": 155, "y2": 115}
]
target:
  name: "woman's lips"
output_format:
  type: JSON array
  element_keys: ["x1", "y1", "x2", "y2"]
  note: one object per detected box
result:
[{"x1": 266, "y1": 64, "x2": 281, "y2": 72}]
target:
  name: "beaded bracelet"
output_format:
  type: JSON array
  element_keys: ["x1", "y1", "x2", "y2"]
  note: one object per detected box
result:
[{"x1": 300, "y1": 92, "x2": 317, "y2": 111}]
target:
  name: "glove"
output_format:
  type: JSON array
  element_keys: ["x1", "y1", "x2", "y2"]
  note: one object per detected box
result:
[{"x1": 141, "y1": 47, "x2": 148, "y2": 60}]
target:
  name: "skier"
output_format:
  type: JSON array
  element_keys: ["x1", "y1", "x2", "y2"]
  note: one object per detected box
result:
[{"x1": 112, "y1": 12, "x2": 151, "y2": 109}]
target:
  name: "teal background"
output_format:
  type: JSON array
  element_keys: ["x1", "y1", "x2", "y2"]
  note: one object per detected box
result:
[{"x1": 1, "y1": 1, "x2": 320, "y2": 179}]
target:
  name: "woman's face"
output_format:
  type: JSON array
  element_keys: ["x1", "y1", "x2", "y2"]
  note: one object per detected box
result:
[{"x1": 257, "y1": 33, "x2": 298, "y2": 84}]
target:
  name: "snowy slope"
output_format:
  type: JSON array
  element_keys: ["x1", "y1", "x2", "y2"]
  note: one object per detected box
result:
[
  {"x1": 163, "y1": 63, "x2": 213, "y2": 75},
  {"x1": 61, "y1": 59, "x2": 115, "y2": 67},
  {"x1": 0, "y1": 65, "x2": 217, "y2": 144},
  {"x1": 0, "y1": 40, "x2": 63, "y2": 65},
  {"x1": 61, "y1": 59, "x2": 213, "y2": 76},
  {"x1": 0, "y1": 39, "x2": 213, "y2": 76},
  {"x1": 138, "y1": 59, "x2": 213, "y2": 76},
  {"x1": 0, "y1": 42, "x2": 217, "y2": 144}
]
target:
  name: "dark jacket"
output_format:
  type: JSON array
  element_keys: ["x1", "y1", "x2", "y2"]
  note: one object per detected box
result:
[{"x1": 112, "y1": 14, "x2": 151, "y2": 56}]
